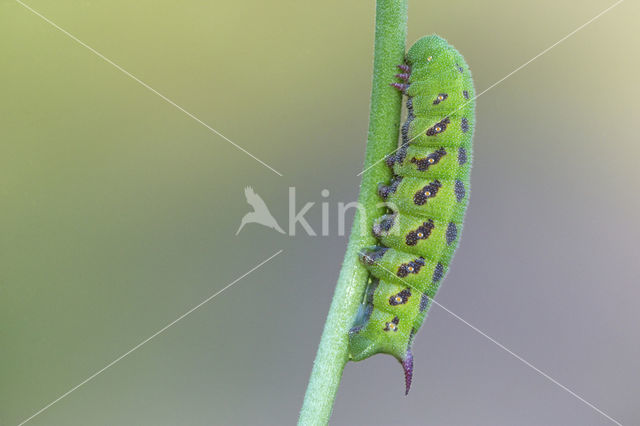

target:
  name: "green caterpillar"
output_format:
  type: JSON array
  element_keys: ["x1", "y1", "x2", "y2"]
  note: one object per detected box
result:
[{"x1": 348, "y1": 35, "x2": 475, "y2": 394}]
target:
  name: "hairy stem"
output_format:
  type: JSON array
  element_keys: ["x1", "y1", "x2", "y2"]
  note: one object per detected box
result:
[{"x1": 298, "y1": 1, "x2": 408, "y2": 424}]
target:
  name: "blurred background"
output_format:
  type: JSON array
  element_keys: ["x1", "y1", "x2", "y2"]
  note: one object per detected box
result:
[{"x1": 2, "y1": 0, "x2": 639, "y2": 424}]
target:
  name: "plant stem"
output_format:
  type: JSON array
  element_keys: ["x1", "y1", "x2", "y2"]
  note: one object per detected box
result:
[{"x1": 298, "y1": 1, "x2": 408, "y2": 424}]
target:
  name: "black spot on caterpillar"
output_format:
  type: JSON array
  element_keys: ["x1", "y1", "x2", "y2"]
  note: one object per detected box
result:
[
  {"x1": 397, "y1": 257, "x2": 426, "y2": 278},
  {"x1": 446, "y1": 222, "x2": 458, "y2": 245},
  {"x1": 432, "y1": 262, "x2": 444, "y2": 283},
  {"x1": 455, "y1": 180, "x2": 466, "y2": 202},
  {"x1": 405, "y1": 220, "x2": 435, "y2": 246},
  {"x1": 458, "y1": 147, "x2": 468, "y2": 165},
  {"x1": 432, "y1": 93, "x2": 448, "y2": 105},
  {"x1": 389, "y1": 288, "x2": 412, "y2": 306},
  {"x1": 419, "y1": 293, "x2": 429, "y2": 312},
  {"x1": 461, "y1": 117, "x2": 469, "y2": 133},
  {"x1": 384, "y1": 316, "x2": 400, "y2": 332},
  {"x1": 348, "y1": 35, "x2": 475, "y2": 395},
  {"x1": 426, "y1": 117, "x2": 450, "y2": 136},
  {"x1": 413, "y1": 180, "x2": 442, "y2": 206},
  {"x1": 410, "y1": 147, "x2": 446, "y2": 171}
]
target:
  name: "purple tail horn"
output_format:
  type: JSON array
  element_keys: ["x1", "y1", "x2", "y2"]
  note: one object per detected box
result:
[{"x1": 402, "y1": 350, "x2": 414, "y2": 395}]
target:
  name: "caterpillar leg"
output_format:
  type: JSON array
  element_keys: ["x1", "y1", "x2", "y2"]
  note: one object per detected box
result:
[
  {"x1": 390, "y1": 82, "x2": 408, "y2": 92},
  {"x1": 391, "y1": 63, "x2": 412, "y2": 93}
]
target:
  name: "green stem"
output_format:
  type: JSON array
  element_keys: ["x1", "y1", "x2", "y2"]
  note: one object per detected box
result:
[{"x1": 298, "y1": 1, "x2": 408, "y2": 424}]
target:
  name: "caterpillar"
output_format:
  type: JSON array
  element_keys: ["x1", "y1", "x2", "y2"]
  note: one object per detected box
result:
[{"x1": 348, "y1": 35, "x2": 475, "y2": 394}]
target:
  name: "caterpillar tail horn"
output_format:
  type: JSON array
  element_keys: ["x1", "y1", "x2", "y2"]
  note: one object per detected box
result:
[
  {"x1": 349, "y1": 322, "x2": 415, "y2": 395},
  {"x1": 403, "y1": 349, "x2": 413, "y2": 395}
]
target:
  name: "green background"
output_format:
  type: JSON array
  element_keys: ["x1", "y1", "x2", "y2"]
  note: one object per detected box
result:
[{"x1": 2, "y1": 0, "x2": 639, "y2": 424}]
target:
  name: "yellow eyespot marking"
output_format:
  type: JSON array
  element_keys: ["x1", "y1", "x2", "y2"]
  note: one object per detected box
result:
[
  {"x1": 428, "y1": 158, "x2": 435, "y2": 164},
  {"x1": 407, "y1": 266, "x2": 414, "y2": 272},
  {"x1": 435, "y1": 126, "x2": 441, "y2": 132},
  {"x1": 427, "y1": 56, "x2": 433, "y2": 61},
  {"x1": 424, "y1": 191, "x2": 431, "y2": 197},
  {"x1": 438, "y1": 95, "x2": 444, "y2": 100},
  {"x1": 417, "y1": 232, "x2": 424, "y2": 237},
  {"x1": 389, "y1": 323, "x2": 397, "y2": 330},
  {"x1": 395, "y1": 296, "x2": 403, "y2": 303}
]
